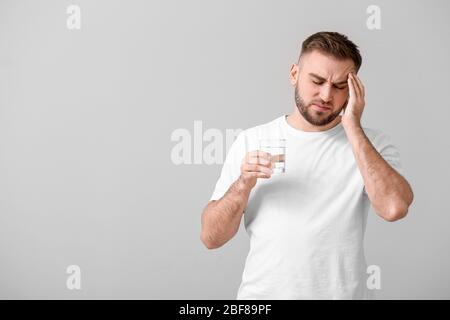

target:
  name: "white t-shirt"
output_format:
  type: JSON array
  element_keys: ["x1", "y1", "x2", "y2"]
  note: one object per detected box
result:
[{"x1": 209, "y1": 115, "x2": 403, "y2": 300}]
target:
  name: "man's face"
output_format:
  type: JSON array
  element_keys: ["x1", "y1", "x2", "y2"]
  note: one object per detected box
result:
[{"x1": 291, "y1": 50, "x2": 356, "y2": 126}]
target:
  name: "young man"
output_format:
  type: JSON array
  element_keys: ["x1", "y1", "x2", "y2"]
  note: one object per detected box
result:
[{"x1": 201, "y1": 32, "x2": 414, "y2": 299}]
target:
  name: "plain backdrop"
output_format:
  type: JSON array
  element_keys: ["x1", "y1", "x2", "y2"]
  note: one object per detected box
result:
[{"x1": 0, "y1": 0, "x2": 449, "y2": 299}]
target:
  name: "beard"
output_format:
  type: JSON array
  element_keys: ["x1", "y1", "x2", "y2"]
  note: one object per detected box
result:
[{"x1": 295, "y1": 86, "x2": 344, "y2": 126}]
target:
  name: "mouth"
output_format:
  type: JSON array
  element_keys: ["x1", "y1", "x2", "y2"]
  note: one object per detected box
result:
[{"x1": 311, "y1": 104, "x2": 331, "y2": 112}]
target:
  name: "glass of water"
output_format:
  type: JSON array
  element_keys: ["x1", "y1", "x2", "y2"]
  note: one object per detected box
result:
[{"x1": 259, "y1": 139, "x2": 286, "y2": 174}]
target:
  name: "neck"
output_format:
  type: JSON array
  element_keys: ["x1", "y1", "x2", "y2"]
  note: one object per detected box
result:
[{"x1": 286, "y1": 107, "x2": 342, "y2": 132}]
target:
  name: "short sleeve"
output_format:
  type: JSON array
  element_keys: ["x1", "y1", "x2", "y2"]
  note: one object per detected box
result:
[
  {"x1": 364, "y1": 131, "x2": 404, "y2": 195},
  {"x1": 209, "y1": 131, "x2": 247, "y2": 201},
  {"x1": 374, "y1": 132, "x2": 404, "y2": 176}
]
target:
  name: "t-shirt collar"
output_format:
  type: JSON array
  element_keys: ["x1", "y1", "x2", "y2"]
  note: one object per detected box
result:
[{"x1": 280, "y1": 114, "x2": 343, "y2": 139}]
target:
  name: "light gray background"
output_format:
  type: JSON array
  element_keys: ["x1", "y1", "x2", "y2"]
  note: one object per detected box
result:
[{"x1": 0, "y1": 0, "x2": 449, "y2": 299}]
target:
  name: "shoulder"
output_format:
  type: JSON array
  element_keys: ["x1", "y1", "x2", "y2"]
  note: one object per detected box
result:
[
  {"x1": 363, "y1": 126, "x2": 383, "y2": 140},
  {"x1": 223, "y1": 117, "x2": 283, "y2": 164},
  {"x1": 227, "y1": 116, "x2": 283, "y2": 155},
  {"x1": 362, "y1": 126, "x2": 397, "y2": 151},
  {"x1": 240, "y1": 116, "x2": 284, "y2": 139}
]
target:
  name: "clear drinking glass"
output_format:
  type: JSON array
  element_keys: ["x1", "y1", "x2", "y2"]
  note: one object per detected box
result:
[{"x1": 259, "y1": 139, "x2": 286, "y2": 174}]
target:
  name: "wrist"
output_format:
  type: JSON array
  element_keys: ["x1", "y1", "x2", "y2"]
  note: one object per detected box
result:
[
  {"x1": 343, "y1": 123, "x2": 366, "y2": 147},
  {"x1": 342, "y1": 121, "x2": 363, "y2": 134},
  {"x1": 236, "y1": 175, "x2": 254, "y2": 192}
]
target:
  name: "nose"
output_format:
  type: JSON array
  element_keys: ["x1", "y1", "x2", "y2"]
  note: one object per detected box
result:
[{"x1": 319, "y1": 84, "x2": 332, "y2": 103}]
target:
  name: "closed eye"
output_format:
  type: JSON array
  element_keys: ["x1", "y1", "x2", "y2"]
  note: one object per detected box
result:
[{"x1": 313, "y1": 80, "x2": 347, "y2": 90}]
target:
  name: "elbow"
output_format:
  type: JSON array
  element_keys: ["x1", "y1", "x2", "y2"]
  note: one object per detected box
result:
[
  {"x1": 200, "y1": 203, "x2": 221, "y2": 250},
  {"x1": 381, "y1": 189, "x2": 414, "y2": 222},
  {"x1": 200, "y1": 233, "x2": 221, "y2": 250},
  {"x1": 383, "y1": 202, "x2": 410, "y2": 222},
  {"x1": 200, "y1": 211, "x2": 220, "y2": 250}
]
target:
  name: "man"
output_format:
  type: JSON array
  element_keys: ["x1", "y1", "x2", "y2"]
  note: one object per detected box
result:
[{"x1": 200, "y1": 31, "x2": 414, "y2": 299}]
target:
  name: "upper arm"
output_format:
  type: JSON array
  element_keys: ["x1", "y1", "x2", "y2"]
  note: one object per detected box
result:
[{"x1": 209, "y1": 132, "x2": 247, "y2": 201}]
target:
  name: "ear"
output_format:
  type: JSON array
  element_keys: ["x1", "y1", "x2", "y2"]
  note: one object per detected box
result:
[{"x1": 289, "y1": 64, "x2": 299, "y2": 86}]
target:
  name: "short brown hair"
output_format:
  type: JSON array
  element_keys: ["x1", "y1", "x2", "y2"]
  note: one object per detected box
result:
[{"x1": 299, "y1": 31, "x2": 362, "y2": 72}]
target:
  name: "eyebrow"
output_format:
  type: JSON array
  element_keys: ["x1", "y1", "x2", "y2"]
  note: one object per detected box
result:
[{"x1": 308, "y1": 73, "x2": 348, "y2": 86}]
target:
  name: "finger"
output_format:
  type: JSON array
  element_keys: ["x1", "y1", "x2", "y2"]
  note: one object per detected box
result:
[
  {"x1": 248, "y1": 150, "x2": 271, "y2": 158},
  {"x1": 246, "y1": 150, "x2": 272, "y2": 164},
  {"x1": 253, "y1": 164, "x2": 273, "y2": 175},
  {"x1": 347, "y1": 75, "x2": 356, "y2": 100},
  {"x1": 272, "y1": 154, "x2": 284, "y2": 162},
  {"x1": 349, "y1": 73, "x2": 361, "y2": 98},
  {"x1": 248, "y1": 155, "x2": 271, "y2": 166},
  {"x1": 351, "y1": 73, "x2": 364, "y2": 98},
  {"x1": 253, "y1": 172, "x2": 271, "y2": 179},
  {"x1": 353, "y1": 73, "x2": 365, "y2": 97},
  {"x1": 244, "y1": 172, "x2": 271, "y2": 180},
  {"x1": 246, "y1": 154, "x2": 270, "y2": 165},
  {"x1": 246, "y1": 171, "x2": 271, "y2": 178},
  {"x1": 243, "y1": 163, "x2": 272, "y2": 175}
]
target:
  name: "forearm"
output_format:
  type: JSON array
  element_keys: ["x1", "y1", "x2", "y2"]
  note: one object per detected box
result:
[
  {"x1": 345, "y1": 125, "x2": 414, "y2": 221},
  {"x1": 201, "y1": 176, "x2": 252, "y2": 249}
]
